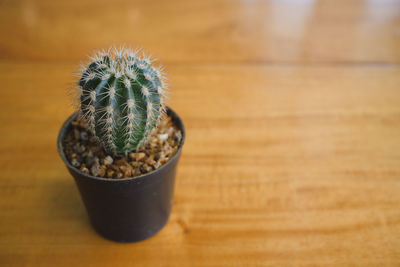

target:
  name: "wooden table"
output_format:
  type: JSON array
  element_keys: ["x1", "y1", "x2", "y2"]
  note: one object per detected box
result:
[{"x1": 1, "y1": 0, "x2": 399, "y2": 266}]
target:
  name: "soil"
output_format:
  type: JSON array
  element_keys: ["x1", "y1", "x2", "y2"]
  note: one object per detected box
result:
[{"x1": 63, "y1": 115, "x2": 182, "y2": 179}]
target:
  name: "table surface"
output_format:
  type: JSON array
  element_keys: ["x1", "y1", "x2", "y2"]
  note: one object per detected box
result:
[{"x1": 1, "y1": 0, "x2": 400, "y2": 266}]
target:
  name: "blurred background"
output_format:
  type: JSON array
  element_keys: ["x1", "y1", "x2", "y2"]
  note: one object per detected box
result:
[
  {"x1": 1, "y1": 0, "x2": 399, "y2": 63},
  {"x1": 0, "y1": 0, "x2": 399, "y2": 266}
]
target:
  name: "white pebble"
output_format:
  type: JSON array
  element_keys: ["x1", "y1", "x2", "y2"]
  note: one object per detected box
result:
[
  {"x1": 158, "y1": 133, "x2": 168, "y2": 141},
  {"x1": 103, "y1": 155, "x2": 113, "y2": 165}
]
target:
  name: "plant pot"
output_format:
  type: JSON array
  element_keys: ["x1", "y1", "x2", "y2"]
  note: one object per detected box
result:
[{"x1": 57, "y1": 107, "x2": 185, "y2": 243}]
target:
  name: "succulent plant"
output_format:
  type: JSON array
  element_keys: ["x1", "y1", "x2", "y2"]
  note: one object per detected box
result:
[{"x1": 76, "y1": 47, "x2": 166, "y2": 156}]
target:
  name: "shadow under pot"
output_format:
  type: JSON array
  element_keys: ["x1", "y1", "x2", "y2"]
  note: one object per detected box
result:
[{"x1": 57, "y1": 107, "x2": 185, "y2": 243}]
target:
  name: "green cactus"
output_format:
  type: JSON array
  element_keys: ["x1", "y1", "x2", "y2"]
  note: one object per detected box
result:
[{"x1": 77, "y1": 47, "x2": 166, "y2": 156}]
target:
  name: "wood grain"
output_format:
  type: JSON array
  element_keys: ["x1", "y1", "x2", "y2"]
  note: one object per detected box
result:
[
  {"x1": 0, "y1": 0, "x2": 400, "y2": 266},
  {"x1": 0, "y1": 0, "x2": 399, "y2": 63}
]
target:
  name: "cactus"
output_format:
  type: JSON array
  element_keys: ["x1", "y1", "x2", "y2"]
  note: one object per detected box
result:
[{"x1": 77, "y1": 47, "x2": 166, "y2": 156}]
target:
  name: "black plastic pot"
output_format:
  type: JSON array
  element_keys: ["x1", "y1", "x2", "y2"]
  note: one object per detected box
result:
[{"x1": 57, "y1": 107, "x2": 185, "y2": 243}]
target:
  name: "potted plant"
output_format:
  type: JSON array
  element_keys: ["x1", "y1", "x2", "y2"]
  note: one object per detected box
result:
[{"x1": 57, "y1": 47, "x2": 185, "y2": 242}]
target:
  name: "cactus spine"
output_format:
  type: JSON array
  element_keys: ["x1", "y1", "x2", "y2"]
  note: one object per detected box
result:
[{"x1": 77, "y1": 47, "x2": 166, "y2": 156}]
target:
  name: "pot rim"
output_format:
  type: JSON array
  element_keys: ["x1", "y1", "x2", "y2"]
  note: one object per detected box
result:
[{"x1": 57, "y1": 106, "x2": 185, "y2": 183}]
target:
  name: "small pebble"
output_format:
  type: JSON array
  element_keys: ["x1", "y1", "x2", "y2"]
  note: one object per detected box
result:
[
  {"x1": 136, "y1": 152, "x2": 146, "y2": 161},
  {"x1": 146, "y1": 157, "x2": 156, "y2": 166},
  {"x1": 80, "y1": 131, "x2": 88, "y2": 141},
  {"x1": 115, "y1": 158, "x2": 128, "y2": 166},
  {"x1": 128, "y1": 153, "x2": 136, "y2": 160},
  {"x1": 175, "y1": 131, "x2": 182, "y2": 142},
  {"x1": 74, "y1": 129, "x2": 80, "y2": 140},
  {"x1": 107, "y1": 169, "x2": 115, "y2": 178},
  {"x1": 103, "y1": 156, "x2": 113, "y2": 165},
  {"x1": 80, "y1": 166, "x2": 89, "y2": 174},
  {"x1": 111, "y1": 165, "x2": 120, "y2": 172},
  {"x1": 73, "y1": 144, "x2": 84, "y2": 154},
  {"x1": 90, "y1": 146, "x2": 100, "y2": 153},
  {"x1": 130, "y1": 161, "x2": 139, "y2": 167},
  {"x1": 85, "y1": 156, "x2": 99, "y2": 168},
  {"x1": 71, "y1": 158, "x2": 80, "y2": 167},
  {"x1": 99, "y1": 165, "x2": 106, "y2": 177},
  {"x1": 91, "y1": 162, "x2": 101, "y2": 177},
  {"x1": 158, "y1": 133, "x2": 168, "y2": 141},
  {"x1": 164, "y1": 146, "x2": 172, "y2": 156},
  {"x1": 123, "y1": 167, "x2": 132, "y2": 177}
]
